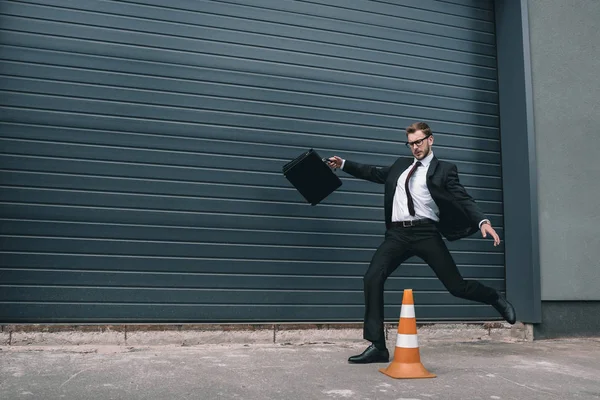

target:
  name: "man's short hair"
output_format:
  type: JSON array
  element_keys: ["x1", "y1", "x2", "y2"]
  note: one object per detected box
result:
[{"x1": 406, "y1": 122, "x2": 432, "y2": 137}]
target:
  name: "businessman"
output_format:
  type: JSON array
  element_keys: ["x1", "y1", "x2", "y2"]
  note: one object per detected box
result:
[{"x1": 326, "y1": 122, "x2": 516, "y2": 364}]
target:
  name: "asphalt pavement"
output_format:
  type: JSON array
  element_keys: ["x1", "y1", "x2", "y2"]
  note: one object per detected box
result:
[{"x1": 2, "y1": 336, "x2": 600, "y2": 400}]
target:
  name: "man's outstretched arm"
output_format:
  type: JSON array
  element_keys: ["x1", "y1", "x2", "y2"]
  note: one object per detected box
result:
[
  {"x1": 445, "y1": 164, "x2": 501, "y2": 246},
  {"x1": 327, "y1": 156, "x2": 390, "y2": 184}
]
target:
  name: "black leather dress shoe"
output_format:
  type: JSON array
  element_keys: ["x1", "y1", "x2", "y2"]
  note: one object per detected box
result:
[
  {"x1": 348, "y1": 344, "x2": 389, "y2": 364},
  {"x1": 493, "y1": 291, "x2": 517, "y2": 324}
]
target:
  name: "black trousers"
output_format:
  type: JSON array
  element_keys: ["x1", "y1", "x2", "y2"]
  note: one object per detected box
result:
[{"x1": 363, "y1": 223, "x2": 499, "y2": 346}]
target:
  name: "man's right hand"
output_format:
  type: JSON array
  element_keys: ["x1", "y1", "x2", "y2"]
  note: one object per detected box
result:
[{"x1": 326, "y1": 156, "x2": 344, "y2": 169}]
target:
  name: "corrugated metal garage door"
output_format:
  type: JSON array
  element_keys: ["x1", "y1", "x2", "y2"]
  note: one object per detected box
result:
[{"x1": 0, "y1": 0, "x2": 503, "y2": 322}]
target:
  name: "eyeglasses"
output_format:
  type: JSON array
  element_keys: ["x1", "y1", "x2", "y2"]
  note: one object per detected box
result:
[{"x1": 405, "y1": 134, "x2": 431, "y2": 148}]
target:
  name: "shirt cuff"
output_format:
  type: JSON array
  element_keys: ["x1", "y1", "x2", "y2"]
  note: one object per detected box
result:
[
  {"x1": 341, "y1": 159, "x2": 346, "y2": 169},
  {"x1": 479, "y1": 219, "x2": 491, "y2": 229}
]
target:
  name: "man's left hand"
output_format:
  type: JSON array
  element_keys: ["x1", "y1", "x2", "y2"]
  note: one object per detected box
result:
[{"x1": 481, "y1": 223, "x2": 501, "y2": 247}]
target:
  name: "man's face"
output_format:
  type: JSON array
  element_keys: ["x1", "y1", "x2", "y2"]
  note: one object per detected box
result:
[{"x1": 406, "y1": 130, "x2": 433, "y2": 160}]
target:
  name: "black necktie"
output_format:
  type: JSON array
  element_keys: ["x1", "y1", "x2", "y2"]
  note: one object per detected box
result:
[{"x1": 405, "y1": 161, "x2": 422, "y2": 216}]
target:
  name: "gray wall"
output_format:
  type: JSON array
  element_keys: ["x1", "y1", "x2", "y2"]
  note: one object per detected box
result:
[
  {"x1": 0, "y1": 0, "x2": 504, "y2": 323},
  {"x1": 528, "y1": 0, "x2": 600, "y2": 300}
]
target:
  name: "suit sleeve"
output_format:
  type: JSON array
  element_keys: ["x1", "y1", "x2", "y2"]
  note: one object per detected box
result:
[
  {"x1": 342, "y1": 160, "x2": 390, "y2": 184},
  {"x1": 445, "y1": 164, "x2": 487, "y2": 228}
]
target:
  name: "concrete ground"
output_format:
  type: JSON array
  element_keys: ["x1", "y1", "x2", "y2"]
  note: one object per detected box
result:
[{"x1": 1, "y1": 334, "x2": 600, "y2": 400}]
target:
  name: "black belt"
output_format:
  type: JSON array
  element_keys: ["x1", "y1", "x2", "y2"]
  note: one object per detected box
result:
[{"x1": 388, "y1": 219, "x2": 435, "y2": 228}]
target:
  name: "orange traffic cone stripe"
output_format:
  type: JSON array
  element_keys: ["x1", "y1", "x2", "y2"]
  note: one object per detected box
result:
[
  {"x1": 399, "y1": 318, "x2": 418, "y2": 335},
  {"x1": 379, "y1": 289, "x2": 436, "y2": 379}
]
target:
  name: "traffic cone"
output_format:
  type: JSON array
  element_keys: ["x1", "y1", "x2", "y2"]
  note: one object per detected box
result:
[{"x1": 379, "y1": 289, "x2": 436, "y2": 379}]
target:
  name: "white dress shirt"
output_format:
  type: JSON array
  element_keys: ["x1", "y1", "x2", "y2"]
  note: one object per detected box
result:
[{"x1": 392, "y1": 152, "x2": 439, "y2": 222}]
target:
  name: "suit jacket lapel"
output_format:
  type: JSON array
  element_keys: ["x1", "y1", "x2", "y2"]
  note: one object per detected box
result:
[
  {"x1": 390, "y1": 158, "x2": 412, "y2": 188},
  {"x1": 427, "y1": 156, "x2": 439, "y2": 181}
]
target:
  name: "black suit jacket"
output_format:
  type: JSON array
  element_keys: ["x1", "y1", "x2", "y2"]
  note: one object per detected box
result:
[{"x1": 343, "y1": 156, "x2": 487, "y2": 241}]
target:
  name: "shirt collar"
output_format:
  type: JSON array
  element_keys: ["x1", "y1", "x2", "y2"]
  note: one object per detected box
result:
[{"x1": 415, "y1": 151, "x2": 434, "y2": 167}]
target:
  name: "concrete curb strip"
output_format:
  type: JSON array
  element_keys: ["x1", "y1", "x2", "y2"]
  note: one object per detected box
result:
[{"x1": 0, "y1": 322, "x2": 531, "y2": 346}]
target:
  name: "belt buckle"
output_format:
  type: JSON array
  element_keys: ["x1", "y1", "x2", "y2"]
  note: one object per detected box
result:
[{"x1": 402, "y1": 220, "x2": 414, "y2": 227}]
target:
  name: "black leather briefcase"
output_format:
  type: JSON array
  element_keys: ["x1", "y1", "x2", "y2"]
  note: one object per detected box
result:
[{"x1": 282, "y1": 149, "x2": 342, "y2": 206}]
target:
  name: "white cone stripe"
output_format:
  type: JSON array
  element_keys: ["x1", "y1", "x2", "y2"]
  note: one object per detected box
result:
[
  {"x1": 396, "y1": 333, "x2": 419, "y2": 348},
  {"x1": 400, "y1": 305, "x2": 415, "y2": 318}
]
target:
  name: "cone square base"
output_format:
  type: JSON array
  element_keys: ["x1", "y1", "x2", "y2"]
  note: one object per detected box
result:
[{"x1": 379, "y1": 362, "x2": 436, "y2": 379}]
